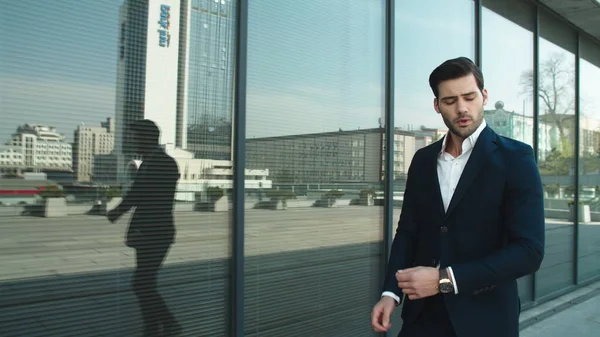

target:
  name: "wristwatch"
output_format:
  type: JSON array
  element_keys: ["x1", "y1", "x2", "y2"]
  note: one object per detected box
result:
[{"x1": 438, "y1": 268, "x2": 454, "y2": 294}]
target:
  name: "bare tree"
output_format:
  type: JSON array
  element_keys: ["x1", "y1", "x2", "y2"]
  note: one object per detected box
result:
[{"x1": 520, "y1": 53, "x2": 575, "y2": 143}]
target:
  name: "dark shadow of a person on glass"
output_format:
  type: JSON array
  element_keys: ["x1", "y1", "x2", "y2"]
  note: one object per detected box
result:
[{"x1": 107, "y1": 119, "x2": 181, "y2": 337}]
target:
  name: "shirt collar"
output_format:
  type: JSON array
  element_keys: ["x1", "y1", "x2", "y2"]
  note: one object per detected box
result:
[{"x1": 439, "y1": 119, "x2": 487, "y2": 156}]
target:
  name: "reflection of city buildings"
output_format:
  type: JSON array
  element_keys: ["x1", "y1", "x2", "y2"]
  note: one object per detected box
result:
[
  {"x1": 247, "y1": 129, "x2": 415, "y2": 184},
  {"x1": 114, "y1": 0, "x2": 243, "y2": 197},
  {"x1": 485, "y1": 101, "x2": 554, "y2": 159},
  {"x1": 73, "y1": 118, "x2": 115, "y2": 182},
  {"x1": 93, "y1": 154, "x2": 118, "y2": 184},
  {"x1": 408, "y1": 126, "x2": 447, "y2": 152},
  {"x1": 485, "y1": 101, "x2": 538, "y2": 146},
  {"x1": 538, "y1": 114, "x2": 600, "y2": 157},
  {"x1": 0, "y1": 124, "x2": 72, "y2": 176},
  {"x1": 184, "y1": 0, "x2": 235, "y2": 160},
  {"x1": 485, "y1": 101, "x2": 600, "y2": 160},
  {"x1": 581, "y1": 116, "x2": 600, "y2": 156},
  {"x1": 114, "y1": 0, "x2": 183, "y2": 182},
  {"x1": 115, "y1": 0, "x2": 234, "y2": 172},
  {"x1": 128, "y1": 146, "x2": 270, "y2": 201}
]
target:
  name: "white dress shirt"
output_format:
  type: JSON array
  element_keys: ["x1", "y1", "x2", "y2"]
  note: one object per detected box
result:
[{"x1": 382, "y1": 120, "x2": 487, "y2": 304}]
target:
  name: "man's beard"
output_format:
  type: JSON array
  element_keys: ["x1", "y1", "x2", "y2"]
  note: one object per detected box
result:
[{"x1": 442, "y1": 107, "x2": 483, "y2": 139}]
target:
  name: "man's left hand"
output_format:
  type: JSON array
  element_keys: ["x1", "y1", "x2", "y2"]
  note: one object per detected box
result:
[{"x1": 396, "y1": 266, "x2": 439, "y2": 300}]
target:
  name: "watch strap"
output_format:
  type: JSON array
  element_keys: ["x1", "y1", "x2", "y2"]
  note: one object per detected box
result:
[{"x1": 439, "y1": 267, "x2": 449, "y2": 280}]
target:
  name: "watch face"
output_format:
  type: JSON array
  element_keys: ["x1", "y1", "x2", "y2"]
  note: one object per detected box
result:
[{"x1": 439, "y1": 282, "x2": 453, "y2": 293}]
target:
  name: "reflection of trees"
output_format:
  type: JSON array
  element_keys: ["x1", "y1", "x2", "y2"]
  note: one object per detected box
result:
[
  {"x1": 581, "y1": 155, "x2": 600, "y2": 174},
  {"x1": 520, "y1": 53, "x2": 575, "y2": 144},
  {"x1": 521, "y1": 53, "x2": 576, "y2": 175},
  {"x1": 538, "y1": 149, "x2": 571, "y2": 175}
]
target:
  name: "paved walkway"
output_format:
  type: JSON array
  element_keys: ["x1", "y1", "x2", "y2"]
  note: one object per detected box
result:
[{"x1": 521, "y1": 292, "x2": 600, "y2": 337}]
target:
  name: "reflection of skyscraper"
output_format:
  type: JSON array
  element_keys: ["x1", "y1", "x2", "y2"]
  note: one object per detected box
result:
[
  {"x1": 183, "y1": 0, "x2": 236, "y2": 160},
  {"x1": 114, "y1": 0, "x2": 235, "y2": 182},
  {"x1": 115, "y1": 0, "x2": 182, "y2": 182}
]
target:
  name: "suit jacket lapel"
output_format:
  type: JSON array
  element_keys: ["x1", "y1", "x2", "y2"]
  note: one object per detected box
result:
[
  {"x1": 444, "y1": 127, "x2": 496, "y2": 219},
  {"x1": 431, "y1": 139, "x2": 446, "y2": 217}
]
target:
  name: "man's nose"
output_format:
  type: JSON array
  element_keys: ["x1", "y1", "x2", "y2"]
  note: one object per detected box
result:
[{"x1": 456, "y1": 98, "x2": 468, "y2": 114}]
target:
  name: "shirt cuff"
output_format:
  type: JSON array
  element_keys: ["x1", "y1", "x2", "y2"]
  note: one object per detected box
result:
[
  {"x1": 381, "y1": 291, "x2": 400, "y2": 304},
  {"x1": 447, "y1": 266, "x2": 459, "y2": 294}
]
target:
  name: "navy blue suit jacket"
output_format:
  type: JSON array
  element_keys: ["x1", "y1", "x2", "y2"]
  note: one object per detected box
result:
[
  {"x1": 114, "y1": 147, "x2": 180, "y2": 247},
  {"x1": 383, "y1": 126, "x2": 545, "y2": 337}
]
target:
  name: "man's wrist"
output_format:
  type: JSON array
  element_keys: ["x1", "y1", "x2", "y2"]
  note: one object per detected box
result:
[{"x1": 381, "y1": 291, "x2": 400, "y2": 305}]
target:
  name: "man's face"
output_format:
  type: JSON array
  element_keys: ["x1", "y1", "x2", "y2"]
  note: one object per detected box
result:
[{"x1": 433, "y1": 73, "x2": 488, "y2": 139}]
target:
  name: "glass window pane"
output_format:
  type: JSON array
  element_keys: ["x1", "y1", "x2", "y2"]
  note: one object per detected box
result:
[
  {"x1": 482, "y1": 0, "x2": 535, "y2": 305},
  {"x1": 391, "y1": 1, "x2": 474, "y2": 335},
  {"x1": 245, "y1": 0, "x2": 385, "y2": 335},
  {"x1": 536, "y1": 9, "x2": 577, "y2": 298},
  {"x1": 0, "y1": 1, "x2": 232, "y2": 336},
  {"x1": 577, "y1": 36, "x2": 600, "y2": 282}
]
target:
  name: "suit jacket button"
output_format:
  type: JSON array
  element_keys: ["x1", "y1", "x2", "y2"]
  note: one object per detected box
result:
[{"x1": 441, "y1": 226, "x2": 448, "y2": 233}]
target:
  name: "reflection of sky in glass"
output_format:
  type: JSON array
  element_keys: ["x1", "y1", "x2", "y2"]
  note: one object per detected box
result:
[
  {"x1": 246, "y1": 0, "x2": 385, "y2": 138},
  {"x1": 580, "y1": 59, "x2": 600, "y2": 119},
  {"x1": 1, "y1": 0, "x2": 595, "y2": 142},
  {"x1": 482, "y1": 7, "x2": 533, "y2": 117},
  {"x1": 394, "y1": 0, "x2": 475, "y2": 131},
  {"x1": 1, "y1": 0, "x2": 123, "y2": 141}
]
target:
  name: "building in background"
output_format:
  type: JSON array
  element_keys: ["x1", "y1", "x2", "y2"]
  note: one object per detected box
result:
[
  {"x1": 486, "y1": 101, "x2": 600, "y2": 161},
  {"x1": 114, "y1": 0, "x2": 236, "y2": 181},
  {"x1": 485, "y1": 101, "x2": 556, "y2": 160},
  {"x1": 0, "y1": 124, "x2": 72, "y2": 176},
  {"x1": 113, "y1": 0, "x2": 242, "y2": 198},
  {"x1": 73, "y1": 118, "x2": 115, "y2": 182},
  {"x1": 93, "y1": 154, "x2": 118, "y2": 184},
  {"x1": 114, "y1": 0, "x2": 183, "y2": 182},
  {"x1": 247, "y1": 128, "x2": 415, "y2": 184},
  {"x1": 125, "y1": 146, "x2": 270, "y2": 201},
  {"x1": 183, "y1": 0, "x2": 235, "y2": 160}
]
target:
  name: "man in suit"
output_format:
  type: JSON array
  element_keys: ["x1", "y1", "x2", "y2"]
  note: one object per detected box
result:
[
  {"x1": 371, "y1": 57, "x2": 545, "y2": 337},
  {"x1": 108, "y1": 119, "x2": 181, "y2": 337}
]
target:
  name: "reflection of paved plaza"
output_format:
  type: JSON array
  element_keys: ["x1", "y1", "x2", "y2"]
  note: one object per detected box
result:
[
  {"x1": 0, "y1": 207, "x2": 597, "y2": 282},
  {"x1": 0, "y1": 207, "x2": 384, "y2": 281},
  {"x1": 0, "y1": 207, "x2": 598, "y2": 336}
]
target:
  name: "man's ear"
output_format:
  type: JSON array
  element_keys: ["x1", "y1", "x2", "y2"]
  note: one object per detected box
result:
[
  {"x1": 433, "y1": 98, "x2": 441, "y2": 114},
  {"x1": 482, "y1": 89, "x2": 488, "y2": 106}
]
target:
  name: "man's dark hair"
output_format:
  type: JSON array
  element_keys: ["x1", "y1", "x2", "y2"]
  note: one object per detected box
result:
[
  {"x1": 130, "y1": 119, "x2": 160, "y2": 145},
  {"x1": 428, "y1": 57, "x2": 484, "y2": 98}
]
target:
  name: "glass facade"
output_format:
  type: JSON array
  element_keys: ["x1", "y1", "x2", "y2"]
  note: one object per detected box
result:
[
  {"x1": 0, "y1": 0, "x2": 599, "y2": 336},
  {"x1": 482, "y1": 0, "x2": 536, "y2": 304}
]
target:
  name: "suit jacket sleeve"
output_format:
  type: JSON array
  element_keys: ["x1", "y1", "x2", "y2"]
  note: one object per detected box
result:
[
  {"x1": 115, "y1": 162, "x2": 148, "y2": 213},
  {"x1": 382, "y1": 153, "x2": 421, "y2": 301},
  {"x1": 451, "y1": 146, "x2": 545, "y2": 295}
]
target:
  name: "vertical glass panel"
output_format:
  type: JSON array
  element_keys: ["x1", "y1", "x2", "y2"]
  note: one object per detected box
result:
[
  {"x1": 0, "y1": 1, "x2": 232, "y2": 336},
  {"x1": 245, "y1": 1, "x2": 385, "y2": 336},
  {"x1": 392, "y1": 1, "x2": 474, "y2": 335},
  {"x1": 536, "y1": 9, "x2": 577, "y2": 298},
  {"x1": 482, "y1": 0, "x2": 535, "y2": 305},
  {"x1": 577, "y1": 36, "x2": 600, "y2": 282}
]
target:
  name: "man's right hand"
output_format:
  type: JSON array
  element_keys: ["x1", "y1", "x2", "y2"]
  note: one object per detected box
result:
[
  {"x1": 371, "y1": 296, "x2": 397, "y2": 332},
  {"x1": 106, "y1": 208, "x2": 119, "y2": 223}
]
